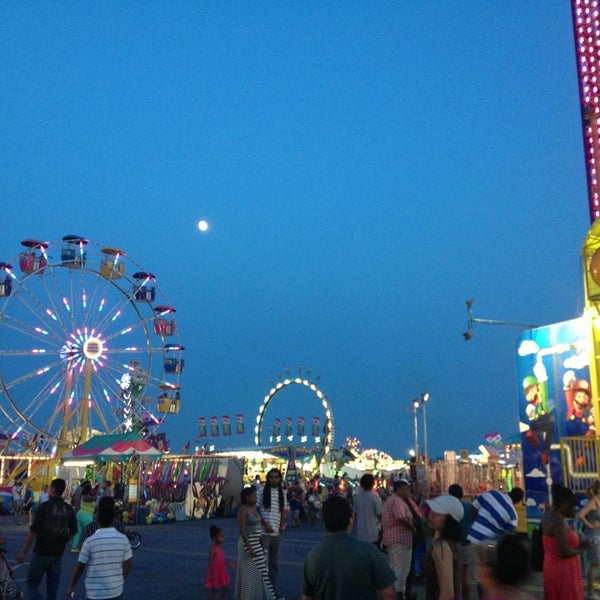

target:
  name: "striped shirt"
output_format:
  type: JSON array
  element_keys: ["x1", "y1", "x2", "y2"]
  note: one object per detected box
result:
[
  {"x1": 78, "y1": 527, "x2": 132, "y2": 599},
  {"x1": 257, "y1": 487, "x2": 286, "y2": 536},
  {"x1": 467, "y1": 490, "x2": 517, "y2": 544}
]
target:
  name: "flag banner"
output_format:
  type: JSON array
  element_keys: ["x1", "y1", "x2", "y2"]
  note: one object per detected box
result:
[
  {"x1": 312, "y1": 416, "x2": 320, "y2": 437},
  {"x1": 222, "y1": 416, "x2": 232, "y2": 436},
  {"x1": 484, "y1": 432, "x2": 502, "y2": 447},
  {"x1": 273, "y1": 418, "x2": 281, "y2": 438},
  {"x1": 210, "y1": 416, "x2": 219, "y2": 437},
  {"x1": 285, "y1": 458, "x2": 298, "y2": 484},
  {"x1": 181, "y1": 440, "x2": 190, "y2": 454},
  {"x1": 236, "y1": 413, "x2": 245, "y2": 434},
  {"x1": 298, "y1": 416, "x2": 305, "y2": 437},
  {"x1": 285, "y1": 417, "x2": 292, "y2": 437},
  {"x1": 198, "y1": 417, "x2": 207, "y2": 438}
]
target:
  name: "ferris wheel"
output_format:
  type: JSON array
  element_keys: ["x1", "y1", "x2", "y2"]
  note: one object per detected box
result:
[
  {"x1": 0, "y1": 235, "x2": 184, "y2": 455},
  {"x1": 254, "y1": 368, "x2": 335, "y2": 455}
]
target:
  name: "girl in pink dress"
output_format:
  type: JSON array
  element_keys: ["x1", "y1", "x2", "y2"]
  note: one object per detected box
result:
[{"x1": 205, "y1": 525, "x2": 235, "y2": 600}]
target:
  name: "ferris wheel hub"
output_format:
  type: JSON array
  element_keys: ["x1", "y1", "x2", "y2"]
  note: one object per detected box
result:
[{"x1": 82, "y1": 337, "x2": 103, "y2": 360}]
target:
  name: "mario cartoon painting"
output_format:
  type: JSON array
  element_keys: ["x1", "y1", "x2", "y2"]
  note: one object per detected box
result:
[{"x1": 563, "y1": 371, "x2": 595, "y2": 437}]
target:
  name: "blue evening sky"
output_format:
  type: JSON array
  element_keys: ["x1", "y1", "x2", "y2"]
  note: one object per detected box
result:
[{"x1": 0, "y1": 2, "x2": 590, "y2": 459}]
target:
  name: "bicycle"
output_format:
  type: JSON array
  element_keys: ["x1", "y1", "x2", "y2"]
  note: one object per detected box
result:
[
  {"x1": 0, "y1": 551, "x2": 24, "y2": 599},
  {"x1": 124, "y1": 527, "x2": 141, "y2": 549},
  {"x1": 7, "y1": 501, "x2": 25, "y2": 526}
]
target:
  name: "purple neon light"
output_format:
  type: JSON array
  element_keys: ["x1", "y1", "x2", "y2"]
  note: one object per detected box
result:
[{"x1": 572, "y1": 0, "x2": 600, "y2": 221}]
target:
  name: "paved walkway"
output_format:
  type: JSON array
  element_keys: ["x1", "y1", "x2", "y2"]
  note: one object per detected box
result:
[{"x1": 0, "y1": 515, "x2": 546, "y2": 599}]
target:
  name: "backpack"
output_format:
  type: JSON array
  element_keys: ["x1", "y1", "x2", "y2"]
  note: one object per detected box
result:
[{"x1": 43, "y1": 500, "x2": 71, "y2": 541}]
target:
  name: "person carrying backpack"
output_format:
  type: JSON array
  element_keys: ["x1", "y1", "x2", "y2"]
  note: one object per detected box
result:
[{"x1": 16, "y1": 478, "x2": 78, "y2": 600}]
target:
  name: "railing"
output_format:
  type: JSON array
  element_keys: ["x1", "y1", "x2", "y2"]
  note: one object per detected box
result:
[{"x1": 560, "y1": 436, "x2": 600, "y2": 493}]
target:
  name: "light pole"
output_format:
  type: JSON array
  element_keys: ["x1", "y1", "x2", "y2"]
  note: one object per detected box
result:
[
  {"x1": 421, "y1": 392, "x2": 430, "y2": 466},
  {"x1": 412, "y1": 398, "x2": 420, "y2": 461}
]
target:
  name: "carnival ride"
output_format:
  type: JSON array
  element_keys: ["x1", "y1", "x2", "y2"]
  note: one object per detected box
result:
[
  {"x1": 254, "y1": 367, "x2": 335, "y2": 458},
  {"x1": 0, "y1": 235, "x2": 184, "y2": 473},
  {"x1": 572, "y1": 0, "x2": 600, "y2": 224}
]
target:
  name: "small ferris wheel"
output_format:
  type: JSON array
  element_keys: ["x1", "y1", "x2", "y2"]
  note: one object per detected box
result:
[
  {"x1": 254, "y1": 367, "x2": 335, "y2": 456},
  {"x1": 0, "y1": 235, "x2": 185, "y2": 455}
]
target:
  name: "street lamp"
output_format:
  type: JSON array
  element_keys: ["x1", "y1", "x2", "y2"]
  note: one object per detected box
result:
[
  {"x1": 412, "y1": 398, "x2": 420, "y2": 461},
  {"x1": 421, "y1": 392, "x2": 430, "y2": 466}
]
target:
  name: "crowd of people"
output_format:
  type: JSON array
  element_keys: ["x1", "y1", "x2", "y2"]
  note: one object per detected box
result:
[
  {"x1": 8, "y1": 477, "x2": 132, "y2": 600},
  {"x1": 3, "y1": 471, "x2": 600, "y2": 600},
  {"x1": 221, "y1": 470, "x2": 531, "y2": 600}
]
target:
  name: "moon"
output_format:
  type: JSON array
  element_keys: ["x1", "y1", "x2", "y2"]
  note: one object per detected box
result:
[{"x1": 198, "y1": 220, "x2": 209, "y2": 232}]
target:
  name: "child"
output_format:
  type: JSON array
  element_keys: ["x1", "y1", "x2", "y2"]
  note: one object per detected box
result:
[{"x1": 205, "y1": 525, "x2": 235, "y2": 600}]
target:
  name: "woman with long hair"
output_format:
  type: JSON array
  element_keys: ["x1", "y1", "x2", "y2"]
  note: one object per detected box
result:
[
  {"x1": 577, "y1": 480, "x2": 600, "y2": 600},
  {"x1": 423, "y1": 494, "x2": 463, "y2": 600},
  {"x1": 234, "y1": 486, "x2": 281, "y2": 600},
  {"x1": 542, "y1": 483, "x2": 590, "y2": 600},
  {"x1": 258, "y1": 468, "x2": 286, "y2": 594}
]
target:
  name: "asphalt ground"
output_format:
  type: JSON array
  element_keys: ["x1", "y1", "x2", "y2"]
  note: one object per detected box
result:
[{"x1": 0, "y1": 515, "x2": 545, "y2": 600}]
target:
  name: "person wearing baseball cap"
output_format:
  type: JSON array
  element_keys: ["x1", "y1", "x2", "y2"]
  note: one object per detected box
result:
[{"x1": 422, "y1": 495, "x2": 464, "y2": 600}]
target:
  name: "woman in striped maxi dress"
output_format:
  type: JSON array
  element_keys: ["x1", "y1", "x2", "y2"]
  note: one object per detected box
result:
[{"x1": 234, "y1": 486, "x2": 278, "y2": 600}]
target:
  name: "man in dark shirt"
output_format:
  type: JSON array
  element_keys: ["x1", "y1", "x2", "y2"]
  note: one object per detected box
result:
[
  {"x1": 17, "y1": 478, "x2": 78, "y2": 600},
  {"x1": 302, "y1": 495, "x2": 395, "y2": 600}
]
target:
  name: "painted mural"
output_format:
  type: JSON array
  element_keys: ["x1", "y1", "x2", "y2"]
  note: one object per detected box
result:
[{"x1": 517, "y1": 317, "x2": 593, "y2": 521}]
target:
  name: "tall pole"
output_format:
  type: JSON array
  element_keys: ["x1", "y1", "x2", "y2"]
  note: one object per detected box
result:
[
  {"x1": 412, "y1": 399, "x2": 420, "y2": 461},
  {"x1": 421, "y1": 393, "x2": 429, "y2": 466}
]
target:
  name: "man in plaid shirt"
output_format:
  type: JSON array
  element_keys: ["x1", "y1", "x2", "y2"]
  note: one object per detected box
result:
[{"x1": 381, "y1": 480, "x2": 416, "y2": 600}]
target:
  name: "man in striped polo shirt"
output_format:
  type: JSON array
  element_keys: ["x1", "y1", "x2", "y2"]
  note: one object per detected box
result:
[
  {"x1": 467, "y1": 487, "x2": 524, "y2": 545},
  {"x1": 258, "y1": 468, "x2": 287, "y2": 595},
  {"x1": 66, "y1": 497, "x2": 132, "y2": 600}
]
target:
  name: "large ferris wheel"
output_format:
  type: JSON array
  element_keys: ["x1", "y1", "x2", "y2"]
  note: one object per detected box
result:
[{"x1": 0, "y1": 235, "x2": 184, "y2": 455}]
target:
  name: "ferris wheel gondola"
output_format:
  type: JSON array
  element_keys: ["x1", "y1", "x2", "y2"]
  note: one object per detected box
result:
[{"x1": 0, "y1": 236, "x2": 184, "y2": 455}]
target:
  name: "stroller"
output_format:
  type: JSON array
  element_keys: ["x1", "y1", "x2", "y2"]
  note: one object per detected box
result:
[{"x1": 0, "y1": 551, "x2": 22, "y2": 599}]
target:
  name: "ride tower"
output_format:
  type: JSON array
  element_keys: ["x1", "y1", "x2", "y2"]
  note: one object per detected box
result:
[
  {"x1": 500, "y1": 2, "x2": 600, "y2": 524},
  {"x1": 572, "y1": 0, "x2": 600, "y2": 223}
]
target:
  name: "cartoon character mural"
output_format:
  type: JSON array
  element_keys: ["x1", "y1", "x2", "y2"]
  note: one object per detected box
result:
[
  {"x1": 517, "y1": 317, "x2": 592, "y2": 522},
  {"x1": 522, "y1": 374, "x2": 553, "y2": 466},
  {"x1": 563, "y1": 373, "x2": 595, "y2": 438}
]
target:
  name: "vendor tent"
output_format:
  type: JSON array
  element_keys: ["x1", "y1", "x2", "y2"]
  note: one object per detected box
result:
[{"x1": 62, "y1": 432, "x2": 163, "y2": 462}]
